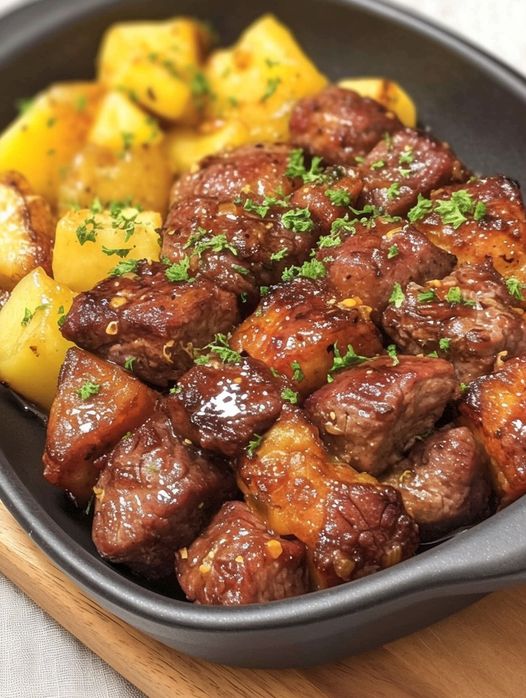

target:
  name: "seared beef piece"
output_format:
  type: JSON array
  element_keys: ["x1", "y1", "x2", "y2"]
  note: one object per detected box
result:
[
  {"x1": 161, "y1": 196, "x2": 319, "y2": 302},
  {"x1": 460, "y1": 356, "x2": 526, "y2": 506},
  {"x1": 318, "y1": 225, "x2": 456, "y2": 319},
  {"x1": 238, "y1": 408, "x2": 418, "y2": 588},
  {"x1": 231, "y1": 278, "x2": 383, "y2": 397},
  {"x1": 92, "y1": 401, "x2": 237, "y2": 578},
  {"x1": 358, "y1": 128, "x2": 467, "y2": 216},
  {"x1": 60, "y1": 261, "x2": 239, "y2": 388},
  {"x1": 170, "y1": 144, "x2": 298, "y2": 206},
  {"x1": 43, "y1": 348, "x2": 156, "y2": 506},
  {"x1": 413, "y1": 176, "x2": 526, "y2": 280},
  {"x1": 290, "y1": 173, "x2": 363, "y2": 231},
  {"x1": 166, "y1": 357, "x2": 283, "y2": 457},
  {"x1": 0, "y1": 289, "x2": 9, "y2": 309},
  {"x1": 176, "y1": 501, "x2": 309, "y2": 605},
  {"x1": 382, "y1": 261, "x2": 526, "y2": 384},
  {"x1": 289, "y1": 86, "x2": 402, "y2": 165},
  {"x1": 304, "y1": 355, "x2": 456, "y2": 476},
  {"x1": 382, "y1": 426, "x2": 490, "y2": 541}
]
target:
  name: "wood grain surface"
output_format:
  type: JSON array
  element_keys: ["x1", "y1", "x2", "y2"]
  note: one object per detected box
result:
[{"x1": 1, "y1": 503, "x2": 526, "y2": 698}]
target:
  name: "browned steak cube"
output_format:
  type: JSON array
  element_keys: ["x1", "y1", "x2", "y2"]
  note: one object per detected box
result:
[
  {"x1": 238, "y1": 408, "x2": 418, "y2": 589},
  {"x1": 60, "y1": 261, "x2": 239, "y2": 387},
  {"x1": 92, "y1": 401, "x2": 237, "y2": 578},
  {"x1": 290, "y1": 173, "x2": 363, "y2": 231},
  {"x1": 161, "y1": 196, "x2": 319, "y2": 301},
  {"x1": 43, "y1": 348, "x2": 156, "y2": 506},
  {"x1": 382, "y1": 261, "x2": 526, "y2": 384},
  {"x1": 412, "y1": 176, "x2": 526, "y2": 280},
  {"x1": 166, "y1": 357, "x2": 283, "y2": 457},
  {"x1": 382, "y1": 426, "x2": 490, "y2": 541},
  {"x1": 460, "y1": 356, "x2": 526, "y2": 506},
  {"x1": 304, "y1": 355, "x2": 456, "y2": 476},
  {"x1": 358, "y1": 128, "x2": 467, "y2": 216},
  {"x1": 175, "y1": 501, "x2": 309, "y2": 605},
  {"x1": 231, "y1": 278, "x2": 383, "y2": 397},
  {"x1": 289, "y1": 86, "x2": 402, "y2": 165},
  {"x1": 318, "y1": 225, "x2": 455, "y2": 319},
  {"x1": 170, "y1": 144, "x2": 298, "y2": 206}
]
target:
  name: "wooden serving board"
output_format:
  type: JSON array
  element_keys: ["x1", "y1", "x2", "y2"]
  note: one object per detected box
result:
[{"x1": 1, "y1": 503, "x2": 526, "y2": 698}]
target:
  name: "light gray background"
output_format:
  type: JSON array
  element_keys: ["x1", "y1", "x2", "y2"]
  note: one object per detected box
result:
[{"x1": 1, "y1": 1, "x2": 525, "y2": 696}]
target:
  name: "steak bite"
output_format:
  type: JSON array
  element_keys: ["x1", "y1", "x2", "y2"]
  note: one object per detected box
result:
[
  {"x1": 358, "y1": 128, "x2": 467, "y2": 216},
  {"x1": 60, "y1": 261, "x2": 239, "y2": 387},
  {"x1": 176, "y1": 501, "x2": 309, "y2": 605},
  {"x1": 166, "y1": 357, "x2": 283, "y2": 457},
  {"x1": 92, "y1": 401, "x2": 237, "y2": 579},
  {"x1": 231, "y1": 278, "x2": 383, "y2": 397},
  {"x1": 170, "y1": 144, "x2": 298, "y2": 206},
  {"x1": 412, "y1": 176, "x2": 526, "y2": 280},
  {"x1": 318, "y1": 225, "x2": 456, "y2": 319},
  {"x1": 161, "y1": 195, "x2": 319, "y2": 302},
  {"x1": 304, "y1": 355, "x2": 456, "y2": 476},
  {"x1": 382, "y1": 426, "x2": 490, "y2": 541},
  {"x1": 290, "y1": 172, "x2": 363, "y2": 232},
  {"x1": 460, "y1": 356, "x2": 526, "y2": 506},
  {"x1": 382, "y1": 261, "x2": 526, "y2": 384},
  {"x1": 238, "y1": 408, "x2": 418, "y2": 589},
  {"x1": 289, "y1": 86, "x2": 402, "y2": 165},
  {"x1": 43, "y1": 348, "x2": 156, "y2": 506}
]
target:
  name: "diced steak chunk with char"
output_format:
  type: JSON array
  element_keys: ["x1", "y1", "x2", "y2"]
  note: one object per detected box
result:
[
  {"x1": 358, "y1": 128, "x2": 467, "y2": 216},
  {"x1": 289, "y1": 86, "x2": 402, "y2": 165},
  {"x1": 60, "y1": 261, "x2": 239, "y2": 387},
  {"x1": 318, "y1": 224, "x2": 456, "y2": 320},
  {"x1": 161, "y1": 196, "x2": 319, "y2": 302},
  {"x1": 460, "y1": 356, "x2": 526, "y2": 506},
  {"x1": 170, "y1": 144, "x2": 298, "y2": 206},
  {"x1": 382, "y1": 260, "x2": 526, "y2": 384},
  {"x1": 304, "y1": 355, "x2": 456, "y2": 476},
  {"x1": 231, "y1": 278, "x2": 383, "y2": 397},
  {"x1": 43, "y1": 348, "x2": 156, "y2": 506},
  {"x1": 92, "y1": 401, "x2": 237, "y2": 579},
  {"x1": 290, "y1": 172, "x2": 363, "y2": 231},
  {"x1": 166, "y1": 357, "x2": 283, "y2": 457},
  {"x1": 413, "y1": 176, "x2": 526, "y2": 280},
  {"x1": 175, "y1": 501, "x2": 309, "y2": 605},
  {"x1": 382, "y1": 426, "x2": 490, "y2": 541},
  {"x1": 238, "y1": 408, "x2": 418, "y2": 588}
]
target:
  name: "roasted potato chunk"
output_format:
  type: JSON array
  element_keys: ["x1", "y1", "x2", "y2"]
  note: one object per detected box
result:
[
  {"x1": 0, "y1": 83, "x2": 103, "y2": 205},
  {"x1": 205, "y1": 14, "x2": 327, "y2": 144},
  {"x1": 43, "y1": 347, "x2": 156, "y2": 506},
  {"x1": 460, "y1": 356, "x2": 526, "y2": 506},
  {"x1": 338, "y1": 77, "x2": 417, "y2": 128},
  {"x1": 0, "y1": 171, "x2": 54, "y2": 290},
  {"x1": 53, "y1": 205, "x2": 161, "y2": 292},
  {"x1": 0, "y1": 267, "x2": 75, "y2": 409},
  {"x1": 238, "y1": 408, "x2": 418, "y2": 588}
]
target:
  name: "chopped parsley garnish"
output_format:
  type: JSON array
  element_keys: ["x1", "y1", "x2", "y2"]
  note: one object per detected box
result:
[
  {"x1": 371, "y1": 159, "x2": 385, "y2": 170},
  {"x1": 21, "y1": 307, "x2": 33, "y2": 326},
  {"x1": 260, "y1": 76, "x2": 282, "y2": 102},
  {"x1": 232, "y1": 263, "x2": 250, "y2": 276},
  {"x1": 318, "y1": 230, "x2": 342, "y2": 249},
  {"x1": 102, "y1": 246, "x2": 131, "y2": 258},
  {"x1": 389, "y1": 282, "x2": 405, "y2": 308},
  {"x1": 445, "y1": 285, "x2": 476, "y2": 306},
  {"x1": 418, "y1": 288, "x2": 437, "y2": 303},
  {"x1": 429, "y1": 190, "x2": 487, "y2": 229},
  {"x1": 439, "y1": 337, "x2": 451, "y2": 351},
  {"x1": 281, "y1": 207, "x2": 314, "y2": 233},
  {"x1": 460, "y1": 382, "x2": 469, "y2": 394},
  {"x1": 398, "y1": 147, "x2": 414, "y2": 165},
  {"x1": 387, "y1": 244, "x2": 399, "y2": 259},
  {"x1": 111, "y1": 207, "x2": 139, "y2": 242},
  {"x1": 242, "y1": 192, "x2": 290, "y2": 218},
  {"x1": 124, "y1": 356, "x2": 135, "y2": 371},
  {"x1": 206, "y1": 334, "x2": 241, "y2": 364},
  {"x1": 474, "y1": 201, "x2": 487, "y2": 221},
  {"x1": 329, "y1": 342, "x2": 368, "y2": 376},
  {"x1": 399, "y1": 168, "x2": 411, "y2": 178},
  {"x1": 165, "y1": 256, "x2": 193, "y2": 283},
  {"x1": 76, "y1": 215, "x2": 101, "y2": 245},
  {"x1": 291, "y1": 360, "x2": 304, "y2": 382},
  {"x1": 281, "y1": 258, "x2": 326, "y2": 282},
  {"x1": 506, "y1": 276, "x2": 524, "y2": 301},
  {"x1": 16, "y1": 97, "x2": 34, "y2": 115},
  {"x1": 260, "y1": 285, "x2": 270, "y2": 296},
  {"x1": 325, "y1": 188, "x2": 352, "y2": 206},
  {"x1": 281, "y1": 387, "x2": 299, "y2": 404},
  {"x1": 193, "y1": 233, "x2": 238, "y2": 257},
  {"x1": 77, "y1": 381, "x2": 100, "y2": 401},
  {"x1": 386, "y1": 181, "x2": 401, "y2": 200},
  {"x1": 354, "y1": 155, "x2": 365, "y2": 164},
  {"x1": 387, "y1": 344, "x2": 399, "y2": 366},
  {"x1": 285, "y1": 148, "x2": 326, "y2": 185},
  {"x1": 110, "y1": 259, "x2": 139, "y2": 276},
  {"x1": 191, "y1": 71, "x2": 211, "y2": 99},
  {"x1": 121, "y1": 131, "x2": 134, "y2": 153},
  {"x1": 270, "y1": 247, "x2": 288, "y2": 262},
  {"x1": 169, "y1": 385, "x2": 182, "y2": 395},
  {"x1": 246, "y1": 434, "x2": 262, "y2": 457},
  {"x1": 330, "y1": 214, "x2": 356, "y2": 235},
  {"x1": 57, "y1": 305, "x2": 67, "y2": 328},
  {"x1": 240, "y1": 292, "x2": 248, "y2": 303},
  {"x1": 427, "y1": 351, "x2": 439, "y2": 358},
  {"x1": 75, "y1": 95, "x2": 87, "y2": 112},
  {"x1": 407, "y1": 194, "x2": 433, "y2": 223}
]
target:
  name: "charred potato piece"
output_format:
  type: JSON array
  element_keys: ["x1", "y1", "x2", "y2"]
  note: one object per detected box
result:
[{"x1": 43, "y1": 347, "x2": 157, "y2": 506}]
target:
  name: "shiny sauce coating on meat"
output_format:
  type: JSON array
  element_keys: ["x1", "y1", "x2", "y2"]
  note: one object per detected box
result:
[{"x1": 176, "y1": 501, "x2": 309, "y2": 605}]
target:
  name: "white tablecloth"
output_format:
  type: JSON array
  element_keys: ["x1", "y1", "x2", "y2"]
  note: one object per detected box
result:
[{"x1": 1, "y1": 1, "x2": 525, "y2": 696}]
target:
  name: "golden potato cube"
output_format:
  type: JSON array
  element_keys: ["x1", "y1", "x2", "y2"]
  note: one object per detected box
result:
[
  {"x1": 0, "y1": 171, "x2": 55, "y2": 290},
  {"x1": 0, "y1": 267, "x2": 75, "y2": 409},
  {"x1": 205, "y1": 14, "x2": 327, "y2": 143},
  {"x1": 0, "y1": 83, "x2": 103, "y2": 206},
  {"x1": 98, "y1": 18, "x2": 212, "y2": 121},
  {"x1": 53, "y1": 206, "x2": 161, "y2": 292},
  {"x1": 89, "y1": 91, "x2": 163, "y2": 153},
  {"x1": 58, "y1": 143, "x2": 172, "y2": 217},
  {"x1": 166, "y1": 119, "x2": 249, "y2": 174},
  {"x1": 338, "y1": 77, "x2": 417, "y2": 127}
]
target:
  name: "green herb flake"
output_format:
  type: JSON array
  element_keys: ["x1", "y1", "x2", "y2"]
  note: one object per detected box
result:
[
  {"x1": 282, "y1": 258, "x2": 326, "y2": 282},
  {"x1": 389, "y1": 282, "x2": 405, "y2": 308},
  {"x1": 75, "y1": 215, "x2": 102, "y2": 245},
  {"x1": 371, "y1": 159, "x2": 385, "y2": 171},
  {"x1": 418, "y1": 288, "x2": 437, "y2": 303},
  {"x1": 260, "y1": 76, "x2": 282, "y2": 102},
  {"x1": 387, "y1": 344, "x2": 399, "y2": 366},
  {"x1": 165, "y1": 256, "x2": 193, "y2": 283},
  {"x1": 474, "y1": 201, "x2": 487, "y2": 221},
  {"x1": 102, "y1": 246, "x2": 131, "y2": 258},
  {"x1": 318, "y1": 230, "x2": 342, "y2": 249},
  {"x1": 281, "y1": 207, "x2": 314, "y2": 233},
  {"x1": 387, "y1": 244, "x2": 399, "y2": 259},
  {"x1": 281, "y1": 387, "x2": 299, "y2": 404},
  {"x1": 259, "y1": 285, "x2": 270, "y2": 297},
  {"x1": 110, "y1": 259, "x2": 139, "y2": 276},
  {"x1": 206, "y1": 333, "x2": 241, "y2": 364},
  {"x1": 506, "y1": 276, "x2": 524, "y2": 301},
  {"x1": 439, "y1": 337, "x2": 451, "y2": 351},
  {"x1": 169, "y1": 385, "x2": 182, "y2": 395},
  {"x1": 16, "y1": 97, "x2": 34, "y2": 115},
  {"x1": 291, "y1": 360, "x2": 304, "y2": 382},
  {"x1": 124, "y1": 356, "x2": 136, "y2": 371},
  {"x1": 247, "y1": 434, "x2": 263, "y2": 457},
  {"x1": 445, "y1": 285, "x2": 476, "y2": 307},
  {"x1": 407, "y1": 194, "x2": 433, "y2": 223},
  {"x1": 77, "y1": 381, "x2": 101, "y2": 401},
  {"x1": 330, "y1": 214, "x2": 356, "y2": 236},
  {"x1": 398, "y1": 147, "x2": 414, "y2": 165},
  {"x1": 232, "y1": 263, "x2": 250, "y2": 276},
  {"x1": 325, "y1": 188, "x2": 352, "y2": 206},
  {"x1": 329, "y1": 342, "x2": 368, "y2": 374},
  {"x1": 386, "y1": 181, "x2": 401, "y2": 200},
  {"x1": 270, "y1": 247, "x2": 288, "y2": 262}
]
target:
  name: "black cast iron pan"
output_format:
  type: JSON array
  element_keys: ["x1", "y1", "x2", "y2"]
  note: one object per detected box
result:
[{"x1": 0, "y1": 0, "x2": 525, "y2": 669}]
